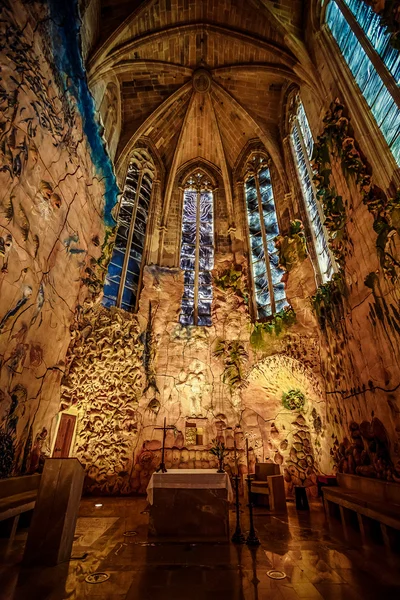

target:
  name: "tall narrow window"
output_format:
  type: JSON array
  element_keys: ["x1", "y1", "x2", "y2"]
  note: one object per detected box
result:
[
  {"x1": 290, "y1": 97, "x2": 334, "y2": 283},
  {"x1": 179, "y1": 171, "x2": 214, "y2": 326},
  {"x1": 103, "y1": 149, "x2": 155, "y2": 312},
  {"x1": 325, "y1": 0, "x2": 400, "y2": 165},
  {"x1": 245, "y1": 154, "x2": 288, "y2": 320}
]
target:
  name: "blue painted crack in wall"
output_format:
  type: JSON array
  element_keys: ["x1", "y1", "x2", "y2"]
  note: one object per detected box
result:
[{"x1": 46, "y1": 0, "x2": 118, "y2": 227}]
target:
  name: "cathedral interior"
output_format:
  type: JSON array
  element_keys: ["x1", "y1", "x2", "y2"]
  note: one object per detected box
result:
[{"x1": 1, "y1": 0, "x2": 400, "y2": 598}]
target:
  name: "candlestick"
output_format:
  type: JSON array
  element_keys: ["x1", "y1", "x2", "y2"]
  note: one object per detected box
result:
[
  {"x1": 231, "y1": 440, "x2": 245, "y2": 544},
  {"x1": 234, "y1": 440, "x2": 238, "y2": 475},
  {"x1": 245, "y1": 436, "x2": 260, "y2": 546}
]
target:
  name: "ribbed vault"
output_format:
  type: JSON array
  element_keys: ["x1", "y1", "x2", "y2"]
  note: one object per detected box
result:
[{"x1": 87, "y1": 0, "x2": 317, "y2": 191}]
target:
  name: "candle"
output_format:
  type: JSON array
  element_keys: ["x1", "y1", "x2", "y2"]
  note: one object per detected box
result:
[{"x1": 234, "y1": 440, "x2": 238, "y2": 475}]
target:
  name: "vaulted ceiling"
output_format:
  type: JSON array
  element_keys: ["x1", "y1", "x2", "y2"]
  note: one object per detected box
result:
[{"x1": 87, "y1": 0, "x2": 318, "y2": 185}]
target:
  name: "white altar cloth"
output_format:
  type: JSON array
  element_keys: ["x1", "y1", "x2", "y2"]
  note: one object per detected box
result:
[{"x1": 146, "y1": 469, "x2": 233, "y2": 504}]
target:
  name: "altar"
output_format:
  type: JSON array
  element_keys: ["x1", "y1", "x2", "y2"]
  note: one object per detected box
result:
[{"x1": 146, "y1": 469, "x2": 233, "y2": 541}]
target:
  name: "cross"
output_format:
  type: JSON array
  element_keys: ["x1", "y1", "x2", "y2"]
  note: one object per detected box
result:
[{"x1": 154, "y1": 417, "x2": 175, "y2": 473}]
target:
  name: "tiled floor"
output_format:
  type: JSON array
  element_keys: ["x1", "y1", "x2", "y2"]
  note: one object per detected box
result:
[{"x1": 1, "y1": 497, "x2": 400, "y2": 599}]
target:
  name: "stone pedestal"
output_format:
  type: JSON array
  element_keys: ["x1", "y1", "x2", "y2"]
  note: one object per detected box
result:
[{"x1": 23, "y1": 458, "x2": 84, "y2": 566}]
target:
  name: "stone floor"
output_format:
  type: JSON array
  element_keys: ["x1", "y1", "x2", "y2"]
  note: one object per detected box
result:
[{"x1": 1, "y1": 497, "x2": 400, "y2": 600}]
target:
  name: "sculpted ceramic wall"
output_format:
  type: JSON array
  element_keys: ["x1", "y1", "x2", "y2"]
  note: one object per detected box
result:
[
  {"x1": 0, "y1": 0, "x2": 115, "y2": 478},
  {"x1": 305, "y1": 99, "x2": 400, "y2": 481}
]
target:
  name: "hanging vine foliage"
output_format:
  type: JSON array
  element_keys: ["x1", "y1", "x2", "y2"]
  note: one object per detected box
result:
[
  {"x1": 250, "y1": 307, "x2": 296, "y2": 349},
  {"x1": 311, "y1": 100, "x2": 349, "y2": 269},
  {"x1": 213, "y1": 339, "x2": 249, "y2": 392},
  {"x1": 214, "y1": 264, "x2": 249, "y2": 304},
  {"x1": 312, "y1": 98, "x2": 400, "y2": 281},
  {"x1": 275, "y1": 219, "x2": 308, "y2": 272},
  {"x1": 362, "y1": 0, "x2": 400, "y2": 50},
  {"x1": 311, "y1": 273, "x2": 347, "y2": 332}
]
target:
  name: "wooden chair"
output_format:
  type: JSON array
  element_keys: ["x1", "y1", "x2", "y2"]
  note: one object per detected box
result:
[{"x1": 245, "y1": 463, "x2": 287, "y2": 512}]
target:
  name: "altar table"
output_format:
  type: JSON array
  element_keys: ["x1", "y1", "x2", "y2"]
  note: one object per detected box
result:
[{"x1": 146, "y1": 469, "x2": 233, "y2": 540}]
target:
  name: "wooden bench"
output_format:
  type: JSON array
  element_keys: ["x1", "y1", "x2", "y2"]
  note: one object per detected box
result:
[
  {"x1": 323, "y1": 473, "x2": 400, "y2": 553},
  {"x1": 245, "y1": 463, "x2": 287, "y2": 512},
  {"x1": 0, "y1": 474, "x2": 41, "y2": 541}
]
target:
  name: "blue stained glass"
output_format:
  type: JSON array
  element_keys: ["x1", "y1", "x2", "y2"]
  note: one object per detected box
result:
[
  {"x1": 184, "y1": 271, "x2": 195, "y2": 285},
  {"x1": 199, "y1": 271, "x2": 212, "y2": 286},
  {"x1": 103, "y1": 283, "x2": 118, "y2": 302},
  {"x1": 199, "y1": 247, "x2": 214, "y2": 271},
  {"x1": 125, "y1": 270, "x2": 139, "y2": 289},
  {"x1": 326, "y1": 1, "x2": 400, "y2": 166},
  {"x1": 180, "y1": 188, "x2": 214, "y2": 326},
  {"x1": 245, "y1": 165, "x2": 288, "y2": 318},
  {"x1": 245, "y1": 178, "x2": 258, "y2": 212},
  {"x1": 102, "y1": 296, "x2": 114, "y2": 308},
  {"x1": 291, "y1": 121, "x2": 333, "y2": 282},
  {"x1": 102, "y1": 159, "x2": 153, "y2": 311},
  {"x1": 180, "y1": 255, "x2": 195, "y2": 271},
  {"x1": 199, "y1": 284, "x2": 212, "y2": 299},
  {"x1": 198, "y1": 315, "x2": 212, "y2": 326},
  {"x1": 343, "y1": 0, "x2": 400, "y2": 83},
  {"x1": 253, "y1": 260, "x2": 267, "y2": 277},
  {"x1": 258, "y1": 305, "x2": 272, "y2": 319},
  {"x1": 184, "y1": 285, "x2": 195, "y2": 298}
]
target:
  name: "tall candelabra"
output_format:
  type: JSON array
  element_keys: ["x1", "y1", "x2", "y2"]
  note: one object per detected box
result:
[
  {"x1": 245, "y1": 438, "x2": 260, "y2": 546},
  {"x1": 231, "y1": 441, "x2": 245, "y2": 544}
]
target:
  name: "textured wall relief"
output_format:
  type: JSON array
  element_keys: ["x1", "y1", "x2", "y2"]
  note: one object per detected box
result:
[
  {"x1": 332, "y1": 418, "x2": 400, "y2": 482},
  {"x1": 242, "y1": 354, "x2": 328, "y2": 497},
  {"x1": 0, "y1": 1, "x2": 113, "y2": 477},
  {"x1": 309, "y1": 100, "x2": 400, "y2": 466},
  {"x1": 61, "y1": 304, "x2": 144, "y2": 494}
]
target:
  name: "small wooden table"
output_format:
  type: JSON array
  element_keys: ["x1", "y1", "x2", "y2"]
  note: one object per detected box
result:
[{"x1": 147, "y1": 469, "x2": 233, "y2": 541}]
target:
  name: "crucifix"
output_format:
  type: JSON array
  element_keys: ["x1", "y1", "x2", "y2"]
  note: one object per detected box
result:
[{"x1": 154, "y1": 417, "x2": 175, "y2": 473}]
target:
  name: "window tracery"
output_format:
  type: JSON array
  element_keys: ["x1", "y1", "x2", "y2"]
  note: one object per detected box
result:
[
  {"x1": 289, "y1": 95, "x2": 334, "y2": 283},
  {"x1": 325, "y1": 0, "x2": 400, "y2": 165},
  {"x1": 179, "y1": 169, "x2": 215, "y2": 327},
  {"x1": 102, "y1": 148, "x2": 155, "y2": 312},
  {"x1": 244, "y1": 153, "x2": 288, "y2": 320}
]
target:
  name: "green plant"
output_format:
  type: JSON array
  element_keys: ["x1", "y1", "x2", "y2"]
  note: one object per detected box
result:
[
  {"x1": 362, "y1": 1, "x2": 400, "y2": 50},
  {"x1": 209, "y1": 438, "x2": 230, "y2": 471},
  {"x1": 250, "y1": 307, "x2": 296, "y2": 349},
  {"x1": 313, "y1": 98, "x2": 400, "y2": 281},
  {"x1": 311, "y1": 100, "x2": 349, "y2": 268},
  {"x1": 282, "y1": 389, "x2": 306, "y2": 411},
  {"x1": 209, "y1": 438, "x2": 230, "y2": 460},
  {"x1": 311, "y1": 273, "x2": 346, "y2": 330},
  {"x1": 214, "y1": 265, "x2": 249, "y2": 303},
  {"x1": 214, "y1": 339, "x2": 248, "y2": 391},
  {"x1": 275, "y1": 220, "x2": 308, "y2": 272}
]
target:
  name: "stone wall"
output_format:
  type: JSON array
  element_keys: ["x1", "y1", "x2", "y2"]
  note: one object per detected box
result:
[{"x1": 0, "y1": 0, "x2": 116, "y2": 478}]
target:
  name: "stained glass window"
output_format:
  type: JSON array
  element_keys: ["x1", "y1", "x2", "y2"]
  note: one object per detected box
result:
[
  {"x1": 326, "y1": 0, "x2": 400, "y2": 166},
  {"x1": 179, "y1": 171, "x2": 214, "y2": 326},
  {"x1": 102, "y1": 149, "x2": 155, "y2": 312},
  {"x1": 244, "y1": 155, "x2": 288, "y2": 319},
  {"x1": 290, "y1": 98, "x2": 334, "y2": 283}
]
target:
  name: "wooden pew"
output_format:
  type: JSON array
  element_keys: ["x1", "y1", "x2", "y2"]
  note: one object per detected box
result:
[
  {"x1": 323, "y1": 473, "x2": 400, "y2": 553},
  {"x1": 0, "y1": 474, "x2": 41, "y2": 541}
]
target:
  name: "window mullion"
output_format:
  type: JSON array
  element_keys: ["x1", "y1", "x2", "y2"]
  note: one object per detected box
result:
[
  {"x1": 117, "y1": 170, "x2": 143, "y2": 308},
  {"x1": 255, "y1": 172, "x2": 276, "y2": 315},
  {"x1": 334, "y1": 0, "x2": 400, "y2": 109},
  {"x1": 194, "y1": 189, "x2": 201, "y2": 326},
  {"x1": 295, "y1": 117, "x2": 338, "y2": 279}
]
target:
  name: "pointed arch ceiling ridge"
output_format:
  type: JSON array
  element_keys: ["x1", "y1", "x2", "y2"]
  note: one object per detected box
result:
[
  {"x1": 88, "y1": 22, "x2": 297, "y2": 76},
  {"x1": 89, "y1": 0, "x2": 299, "y2": 71}
]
